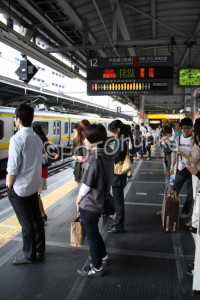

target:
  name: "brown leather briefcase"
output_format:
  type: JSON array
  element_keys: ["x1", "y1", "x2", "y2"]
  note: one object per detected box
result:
[{"x1": 162, "y1": 190, "x2": 179, "y2": 232}]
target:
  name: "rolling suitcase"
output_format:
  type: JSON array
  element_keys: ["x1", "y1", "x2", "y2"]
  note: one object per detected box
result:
[{"x1": 162, "y1": 190, "x2": 179, "y2": 232}]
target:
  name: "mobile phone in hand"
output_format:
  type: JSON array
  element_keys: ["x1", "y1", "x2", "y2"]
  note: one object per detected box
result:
[{"x1": 81, "y1": 156, "x2": 86, "y2": 162}]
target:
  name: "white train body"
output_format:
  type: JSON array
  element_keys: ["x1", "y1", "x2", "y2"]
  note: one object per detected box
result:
[{"x1": 0, "y1": 106, "x2": 132, "y2": 165}]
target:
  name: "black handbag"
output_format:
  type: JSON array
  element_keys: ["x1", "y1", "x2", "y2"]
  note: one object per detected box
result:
[
  {"x1": 178, "y1": 167, "x2": 191, "y2": 178},
  {"x1": 103, "y1": 191, "x2": 115, "y2": 215},
  {"x1": 42, "y1": 151, "x2": 51, "y2": 168},
  {"x1": 98, "y1": 156, "x2": 115, "y2": 215}
]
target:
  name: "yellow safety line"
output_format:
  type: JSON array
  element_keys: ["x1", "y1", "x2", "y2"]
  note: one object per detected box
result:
[{"x1": 0, "y1": 179, "x2": 78, "y2": 247}]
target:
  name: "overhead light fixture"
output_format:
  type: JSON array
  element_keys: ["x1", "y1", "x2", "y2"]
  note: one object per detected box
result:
[{"x1": 179, "y1": 109, "x2": 184, "y2": 113}]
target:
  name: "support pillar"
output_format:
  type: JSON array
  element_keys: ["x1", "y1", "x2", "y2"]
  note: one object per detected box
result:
[
  {"x1": 139, "y1": 95, "x2": 145, "y2": 124},
  {"x1": 193, "y1": 218, "x2": 200, "y2": 293},
  {"x1": 191, "y1": 88, "x2": 200, "y2": 122}
]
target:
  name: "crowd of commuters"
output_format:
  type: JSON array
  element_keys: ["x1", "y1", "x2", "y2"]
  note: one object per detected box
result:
[
  {"x1": 6, "y1": 103, "x2": 199, "y2": 281},
  {"x1": 156, "y1": 118, "x2": 200, "y2": 277}
]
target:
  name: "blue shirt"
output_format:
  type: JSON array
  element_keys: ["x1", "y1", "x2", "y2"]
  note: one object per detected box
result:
[{"x1": 7, "y1": 127, "x2": 43, "y2": 197}]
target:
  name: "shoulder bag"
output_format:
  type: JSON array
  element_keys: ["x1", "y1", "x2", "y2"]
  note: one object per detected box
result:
[{"x1": 114, "y1": 154, "x2": 132, "y2": 175}]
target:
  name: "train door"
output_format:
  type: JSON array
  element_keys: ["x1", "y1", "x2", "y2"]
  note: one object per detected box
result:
[{"x1": 53, "y1": 121, "x2": 61, "y2": 145}]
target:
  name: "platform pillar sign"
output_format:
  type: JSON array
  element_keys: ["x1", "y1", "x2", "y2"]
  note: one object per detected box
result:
[
  {"x1": 139, "y1": 95, "x2": 145, "y2": 123},
  {"x1": 191, "y1": 111, "x2": 197, "y2": 120},
  {"x1": 139, "y1": 111, "x2": 144, "y2": 119}
]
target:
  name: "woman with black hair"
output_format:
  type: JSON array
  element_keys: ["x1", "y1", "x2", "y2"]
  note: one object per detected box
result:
[
  {"x1": 107, "y1": 119, "x2": 128, "y2": 234},
  {"x1": 76, "y1": 124, "x2": 114, "y2": 277},
  {"x1": 32, "y1": 123, "x2": 48, "y2": 222}
]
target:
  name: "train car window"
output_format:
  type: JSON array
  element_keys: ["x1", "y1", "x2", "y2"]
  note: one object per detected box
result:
[
  {"x1": 71, "y1": 122, "x2": 77, "y2": 134},
  {"x1": 0, "y1": 120, "x2": 4, "y2": 139},
  {"x1": 33, "y1": 121, "x2": 49, "y2": 135},
  {"x1": 53, "y1": 122, "x2": 56, "y2": 135},
  {"x1": 65, "y1": 122, "x2": 68, "y2": 134},
  {"x1": 57, "y1": 122, "x2": 60, "y2": 135}
]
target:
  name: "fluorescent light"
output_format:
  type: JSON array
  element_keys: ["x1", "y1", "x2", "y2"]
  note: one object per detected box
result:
[{"x1": 179, "y1": 109, "x2": 184, "y2": 113}]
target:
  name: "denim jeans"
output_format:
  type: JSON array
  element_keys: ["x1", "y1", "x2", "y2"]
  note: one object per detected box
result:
[
  {"x1": 172, "y1": 172, "x2": 193, "y2": 215},
  {"x1": 79, "y1": 208, "x2": 107, "y2": 269},
  {"x1": 112, "y1": 186, "x2": 125, "y2": 229},
  {"x1": 7, "y1": 188, "x2": 45, "y2": 260}
]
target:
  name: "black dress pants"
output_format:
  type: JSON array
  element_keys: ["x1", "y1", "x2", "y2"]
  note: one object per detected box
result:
[
  {"x1": 112, "y1": 186, "x2": 125, "y2": 229},
  {"x1": 7, "y1": 188, "x2": 45, "y2": 260},
  {"x1": 172, "y1": 172, "x2": 193, "y2": 215}
]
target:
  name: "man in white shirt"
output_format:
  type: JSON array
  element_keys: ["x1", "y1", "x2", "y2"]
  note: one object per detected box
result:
[
  {"x1": 140, "y1": 122, "x2": 147, "y2": 137},
  {"x1": 7, "y1": 104, "x2": 45, "y2": 264},
  {"x1": 170, "y1": 118, "x2": 194, "y2": 219}
]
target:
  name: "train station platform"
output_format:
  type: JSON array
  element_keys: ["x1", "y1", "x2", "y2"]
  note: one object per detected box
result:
[{"x1": 0, "y1": 147, "x2": 199, "y2": 300}]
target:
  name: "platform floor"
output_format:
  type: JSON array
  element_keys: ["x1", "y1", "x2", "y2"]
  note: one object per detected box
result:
[{"x1": 0, "y1": 148, "x2": 199, "y2": 300}]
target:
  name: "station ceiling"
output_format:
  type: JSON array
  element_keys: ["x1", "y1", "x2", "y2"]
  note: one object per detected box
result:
[{"x1": 0, "y1": 0, "x2": 200, "y2": 114}]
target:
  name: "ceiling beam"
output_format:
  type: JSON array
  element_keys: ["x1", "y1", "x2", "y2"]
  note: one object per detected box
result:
[
  {"x1": 151, "y1": 0, "x2": 156, "y2": 56},
  {"x1": 180, "y1": 18, "x2": 200, "y2": 67},
  {"x1": 109, "y1": 0, "x2": 136, "y2": 56},
  {"x1": 56, "y1": 0, "x2": 107, "y2": 58},
  {"x1": 92, "y1": 0, "x2": 120, "y2": 56},
  {"x1": 48, "y1": 38, "x2": 191, "y2": 52},
  {"x1": 16, "y1": 0, "x2": 86, "y2": 62},
  {"x1": 124, "y1": 2, "x2": 186, "y2": 37}
]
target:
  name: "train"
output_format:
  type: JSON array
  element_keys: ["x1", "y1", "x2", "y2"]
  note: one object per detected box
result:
[{"x1": 0, "y1": 106, "x2": 133, "y2": 170}]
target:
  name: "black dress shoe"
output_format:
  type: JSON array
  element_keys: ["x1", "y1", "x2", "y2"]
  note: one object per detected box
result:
[
  {"x1": 42, "y1": 214, "x2": 47, "y2": 222},
  {"x1": 186, "y1": 270, "x2": 194, "y2": 277},
  {"x1": 37, "y1": 252, "x2": 45, "y2": 261},
  {"x1": 107, "y1": 226, "x2": 126, "y2": 234}
]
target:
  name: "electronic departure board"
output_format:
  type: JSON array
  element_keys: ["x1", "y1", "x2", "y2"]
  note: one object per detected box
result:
[{"x1": 87, "y1": 56, "x2": 174, "y2": 95}]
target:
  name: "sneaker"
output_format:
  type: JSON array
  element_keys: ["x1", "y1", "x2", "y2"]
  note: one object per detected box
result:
[
  {"x1": 12, "y1": 254, "x2": 36, "y2": 265},
  {"x1": 179, "y1": 213, "x2": 190, "y2": 219},
  {"x1": 88, "y1": 255, "x2": 109, "y2": 267},
  {"x1": 147, "y1": 158, "x2": 151, "y2": 161},
  {"x1": 77, "y1": 265, "x2": 104, "y2": 277}
]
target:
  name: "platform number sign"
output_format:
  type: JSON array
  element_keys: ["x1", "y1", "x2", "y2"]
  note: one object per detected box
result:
[{"x1": 87, "y1": 56, "x2": 174, "y2": 96}]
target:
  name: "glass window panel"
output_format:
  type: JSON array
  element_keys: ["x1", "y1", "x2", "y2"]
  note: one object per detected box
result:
[{"x1": 0, "y1": 120, "x2": 4, "y2": 139}]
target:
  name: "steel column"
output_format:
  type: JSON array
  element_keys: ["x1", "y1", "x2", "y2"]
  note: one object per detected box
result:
[
  {"x1": 139, "y1": 96, "x2": 145, "y2": 123},
  {"x1": 191, "y1": 88, "x2": 200, "y2": 122}
]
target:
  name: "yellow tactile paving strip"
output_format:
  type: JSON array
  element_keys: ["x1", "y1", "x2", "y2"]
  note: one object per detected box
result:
[{"x1": 0, "y1": 179, "x2": 78, "y2": 248}]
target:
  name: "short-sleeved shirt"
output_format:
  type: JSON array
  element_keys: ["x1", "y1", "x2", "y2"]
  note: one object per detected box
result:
[
  {"x1": 79, "y1": 148, "x2": 114, "y2": 214},
  {"x1": 7, "y1": 127, "x2": 43, "y2": 197},
  {"x1": 178, "y1": 135, "x2": 192, "y2": 169}
]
